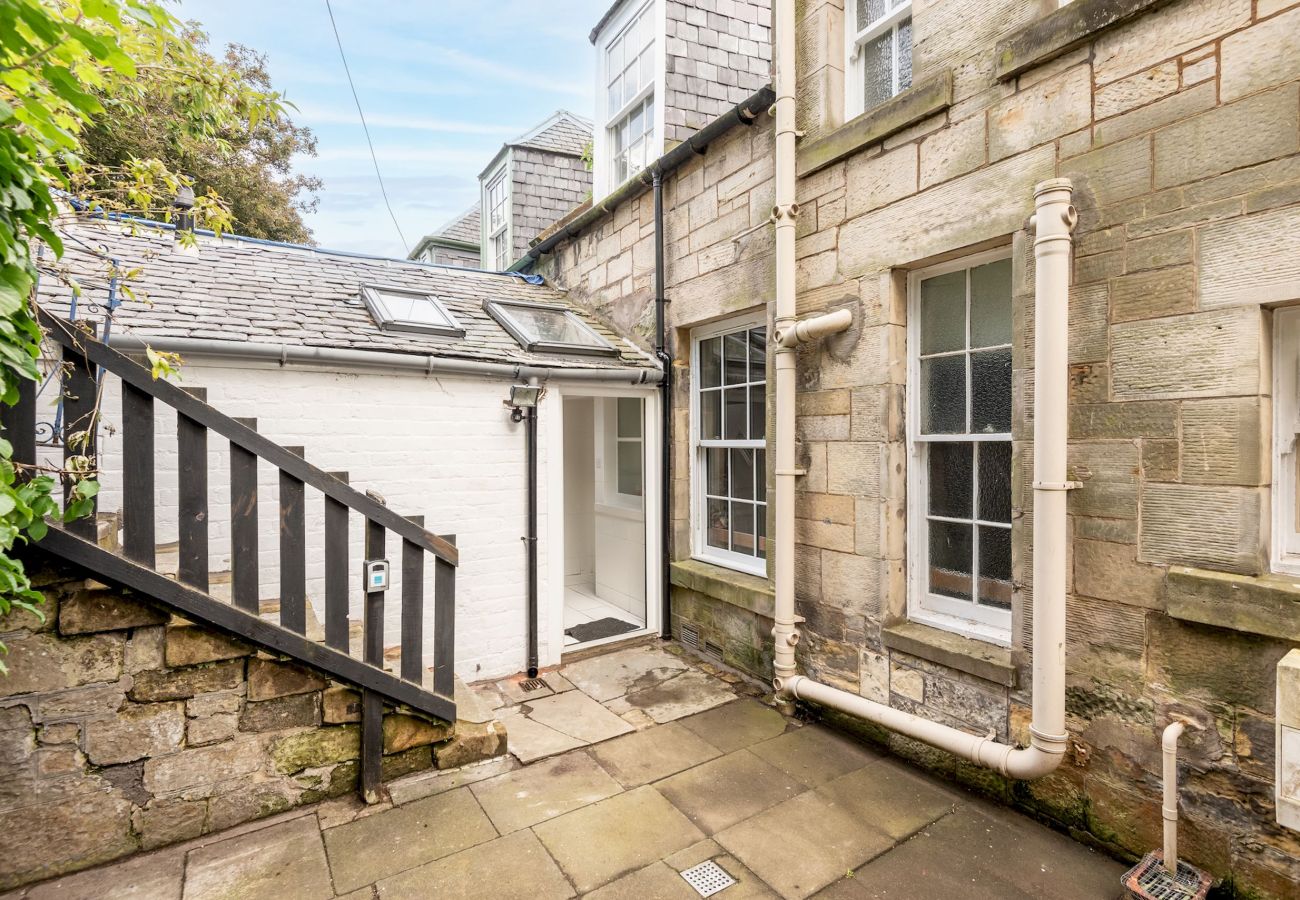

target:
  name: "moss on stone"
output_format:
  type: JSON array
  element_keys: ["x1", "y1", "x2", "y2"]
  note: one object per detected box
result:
[{"x1": 271, "y1": 725, "x2": 360, "y2": 773}]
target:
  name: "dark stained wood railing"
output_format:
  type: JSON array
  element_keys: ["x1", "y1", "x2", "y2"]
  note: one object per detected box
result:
[{"x1": 6, "y1": 312, "x2": 458, "y2": 800}]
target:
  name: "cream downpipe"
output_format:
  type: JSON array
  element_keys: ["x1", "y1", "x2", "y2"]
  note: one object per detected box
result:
[{"x1": 1162, "y1": 721, "x2": 1186, "y2": 874}]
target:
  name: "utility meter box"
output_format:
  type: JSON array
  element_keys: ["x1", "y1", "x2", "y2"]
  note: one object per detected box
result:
[
  {"x1": 364, "y1": 559, "x2": 390, "y2": 594},
  {"x1": 1278, "y1": 649, "x2": 1300, "y2": 831}
]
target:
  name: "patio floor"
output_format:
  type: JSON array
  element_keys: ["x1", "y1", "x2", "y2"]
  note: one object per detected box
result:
[{"x1": 5, "y1": 642, "x2": 1127, "y2": 900}]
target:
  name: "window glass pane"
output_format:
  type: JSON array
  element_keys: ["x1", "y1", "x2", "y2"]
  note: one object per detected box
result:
[
  {"x1": 920, "y1": 270, "x2": 965, "y2": 354},
  {"x1": 977, "y1": 525, "x2": 1012, "y2": 609},
  {"x1": 700, "y1": 336, "x2": 722, "y2": 388},
  {"x1": 731, "y1": 448, "x2": 755, "y2": 500},
  {"x1": 494, "y1": 303, "x2": 612, "y2": 351},
  {"x1": 724, "y1": 387, "x2": 747, "y2": 440},
  {"x1": 707, "y1": 498, "x2": 729, "y2": 551},
  {"x1": 617, "y1": 440, "x2": 642, "y2": 496},
  {"x1": 863, "y1": 30, "x2": 893, "y2": 109},
  {"x1": 927, "y1": 442, "x2": 972, "y2": 519},
  {"x1": 645, "y1": 96, "x2": 655, "y2": 130},
  {"x1": 756, "y1": 504, "x2": 767, "y2": 559},
  {"x1": 755, "y1": 451, "x2": 766, "y2": 501},
  {"x1": 617, "y1": 397, "x2": 641, "y2": 438},
  {"x1": 706, "y1": 447, "x2": 728, "y2": 496},
  {"x1": 640, "y1": 50, "x2": 654, "y2": 89},
  {"x1": 607, "y1": 35, "x2": 622, "y2": 72},
  {"x1": 731, "y1": 501, "x2": 755, "y2": 555},
  {"x1": 928, "y1": 520, "x2": 972, "y2": 601},
  {"x1": 970, "y1": 258, "x2": 1012, "y2": 348},
  {"x1": 748, "y1": 327, "x2": 766, "y2": 381},
  {"x1": 971, "y1": 348, "x2": 1012, "y2": 433},
  {"x1": 372, "y1": 290, "x2": 454, "y2": 328},
  {"x1": 859, "y1": 0, "x2": 890, "y2": 29},
  {"x1": 748, "y1": 386, "x2": 765, "y2": 440},
  {"x1": 701, "y1": 390, "x2": 721, "y2": 440},
  {"x1": 977, "y1": 441, "x2": 1012, "y2": 523},
  {"x1": 921, "y1": 354, "x2": 966, "y2": 434},
  {"x1": 897, "y1": 18, "x2": 912, "y2": 91},
  {"x1": 724, "y1": 332, "x2": 748, "y2": 384}
]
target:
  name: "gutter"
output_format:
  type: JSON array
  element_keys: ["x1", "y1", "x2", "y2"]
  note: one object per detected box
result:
[
  {"x1": 513, "y1": 84, "x2": 776, "y2": 272},
  {"x1": 107, "y1": 334, "x2": 662, "y2": 386}
]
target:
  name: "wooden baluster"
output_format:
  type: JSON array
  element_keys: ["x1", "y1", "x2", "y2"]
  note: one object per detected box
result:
[
  {"x1": 230, "y1": 420, "x2": 258, "y2": 613},
  {"x1": 361, "y1": 519, "x2": 386, "y2": 803},
  {"x1": 400, "y1": 515, "x2": 424, "y2": 684},
  {"x1": 177, "y1": 388, "x2": 208, "y2": 591},
  {"x1": 62, "y1": 326, "x2": 98, "y2": 540},
  {"x1": 279, "y1": 446, "x2": 306, "y2": 634},
  {"x1": 434, "y1": 534, "x2": 456, "y2": 702},
  {"x1": 324, "y1": 472, "x2": 349, "y2": 652},
  {"x1": 121, "y1": 382, "x2": 156, "y2": 567}
]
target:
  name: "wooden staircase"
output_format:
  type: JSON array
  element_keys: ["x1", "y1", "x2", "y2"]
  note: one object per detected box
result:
[{"x1": 5, "y1": 312, "x2": 460, "y2": 801}]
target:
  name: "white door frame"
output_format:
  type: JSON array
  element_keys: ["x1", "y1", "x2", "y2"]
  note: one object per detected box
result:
[{"x1": 543, "y1": 381, "x2": 662, "y2": 667}]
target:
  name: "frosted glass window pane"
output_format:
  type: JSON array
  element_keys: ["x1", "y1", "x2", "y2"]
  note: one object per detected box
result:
[
  {"x1": 706, "y1": 447, "x2": 728, "y2": 496},
  {"x1": 748, "y1": 327, "x2": 766, "y2": 381},
  {"x1": 920, "y1": 270, "x2": 965, "y2": 354},
  {"x1": 724, "y1": 332, "x2": 748, "y2": 384},
  {"x1": 898, "y1": 18, "x2": 912, "y2": 91},
  {"x1": 617, "y1": 441, "x2": 642, "y2": 496},
  {"x1": 860, "y1": 0, "x2": 889, "y2": 28},
  {"x1": 863, "y1": 30, "x2": 893, "y2": 109},
  {"x1": 731, "y1": 448, "x2": 755, "y2": 500},
  {"x1": 701, "y1": 390, "x2": 721, "y2": 440},
  {"x1": 732, "y1": 501, "x2": 756, "y2": 554},
  {"x1": 978, "y1": 525, "x2": 1012, "y2": 609},
  {"x1": 724, "y1": 387, "x2": 747, "y2": 440},
  {"x1": 970, "y1": 257, "x2": 1012, "y2": 348},
  {"x1": 978, "y1": 442, "x2": 1012, "y2": 523},
  {"x1": 921, "y1": 355, "x2": 966, "y2": 434},
  {"x1": 617, "y1": 397, "x2": 641, "y2": 438},
  {"x1": 971, "y1": 348, "x2": 1012, "y2": 433},
  {"x1": 927, "y1": 442, "x2": 973, "y2": 519},
  {"x1": 928, "y1": 520, "x2": 972, "y2": 601},
  {"x1": 749, "y1": 386, "x2": 765, "y2": 440},
  {"x1": 707, "y1": 498, "x2": 729, "y2": 551},
  {"x1": 700, "y1": 337, "x2": 722, "y2": 388}
]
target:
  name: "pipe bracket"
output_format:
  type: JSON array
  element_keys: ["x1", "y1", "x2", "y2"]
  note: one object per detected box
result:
[
  {"x1": 775, "y1": 468, "x2": 807, "y2": 476},
  {"x1": 1032, "y1": 481, "x2": 1082, "y2": 491}
]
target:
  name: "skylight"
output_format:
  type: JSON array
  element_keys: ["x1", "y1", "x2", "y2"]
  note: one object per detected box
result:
[
  {"x1": 361, "y1": 285, "x2": 465, "y2": 337},
  {"x1": 485, "y1": 300, "x2": 619, "y2": 357}
]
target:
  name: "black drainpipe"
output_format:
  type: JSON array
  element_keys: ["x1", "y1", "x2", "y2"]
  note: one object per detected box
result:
[
  {"x1": 525, "y1": 399, "x2": 539, "y2": 678},
  {"x1": 653, "y1": 170, "x2": 673, "y2": 641}
]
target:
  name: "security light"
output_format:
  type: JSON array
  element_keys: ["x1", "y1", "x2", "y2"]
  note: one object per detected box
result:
[{"x1": 508, "y1": 384, "x2": 541, "y2": 408}]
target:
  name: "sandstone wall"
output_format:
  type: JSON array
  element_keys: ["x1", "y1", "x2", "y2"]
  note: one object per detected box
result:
[{"x1": 0, "y1": 554, "x2": 504, "y2": 890}]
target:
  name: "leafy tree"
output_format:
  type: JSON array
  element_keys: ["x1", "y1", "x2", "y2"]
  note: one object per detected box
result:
[
  {"x1": 79, "y1": 29, "x2": 321, "y2": 244},
  {"x1": 0, "y1": 0, "x2": 285, "y2": 670}
]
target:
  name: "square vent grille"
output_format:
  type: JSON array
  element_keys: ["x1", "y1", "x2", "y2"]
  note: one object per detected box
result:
[
  {"x1": 680, "y1": 622, "x2": 700, "y2": 649},
  {"x1": 680, "y1": 860, "x2": 737, "y2": 897}
]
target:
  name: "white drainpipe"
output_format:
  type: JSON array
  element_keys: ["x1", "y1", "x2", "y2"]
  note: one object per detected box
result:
[
  {"x1": 1162, "y1": 721, "x2": 1185, "y2": 873},
  {"x1": 769, "y1": 0, "x2": 1075, "y2": 780}
]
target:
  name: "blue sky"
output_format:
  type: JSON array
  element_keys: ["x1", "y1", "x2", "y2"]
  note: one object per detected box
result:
[{"x1": 177, "y1": 0, "x2": 609, "y2": 257}]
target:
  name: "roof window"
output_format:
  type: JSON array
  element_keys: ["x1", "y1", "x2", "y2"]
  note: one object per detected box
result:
[
  {"x1": 485, "y1": 299, "x2": 618, "y2": 357},
  {"x1": 361, "y1": 285, "x2": 465, "y2": 337}
]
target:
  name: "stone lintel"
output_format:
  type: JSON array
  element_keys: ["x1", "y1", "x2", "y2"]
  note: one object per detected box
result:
[
  {"x1": 796, "y1": 72, "x2": 953, "y2": 179},
  {"x1": 669, "y1": 559, "x2": 774, "y2": 619},
  {"x1": 881, "y1": 621, "x2": 1018, "y2": 688},
  {"x1": 994, "y1": 0, "x2": 1178, "y2": 82},
  {"x1": 1165, "y1": 565, "x2": 1300, "y2": 642}
]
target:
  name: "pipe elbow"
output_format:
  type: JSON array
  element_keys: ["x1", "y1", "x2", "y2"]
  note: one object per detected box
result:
[
  {"x1": 1162, "y1": 721, "x2": 1186, "y2": 752},
  {"x1": 998, "y1": 744, "x2": 1065, "y2": 780}
]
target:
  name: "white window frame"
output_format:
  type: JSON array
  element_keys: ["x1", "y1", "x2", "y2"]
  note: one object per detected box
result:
[
  {"x1": 592, "y1": 0, "x2": 665, "y2": 201},
  {"x1": 1273, "y1": 306, "x2": 1300, "y2": 575},
  {"x1": 482, "y1": 162, "x2": 510, "y2": 270},
  {"x1": 845, "y1": 0, "x2": 913, "y2": 121},
  {"x1": 906, "y1": 247, "x2": 1014, "y2": 646},
  {"x1": 596, "y1": 397, "x2": 645, "y2": 510},
  {"x1": 690, "y1": 311, "x2": 768, "y2": 576}
]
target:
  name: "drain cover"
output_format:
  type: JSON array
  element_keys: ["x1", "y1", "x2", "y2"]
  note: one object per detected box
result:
[
  {"x1": 680, "y1": 860, "x2": 737, "y2": 897},
  {"x1": 519, "y1": 678, "x2": 547, "y2": 692}
]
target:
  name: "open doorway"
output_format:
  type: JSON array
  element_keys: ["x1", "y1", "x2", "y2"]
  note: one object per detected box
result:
[{"x1": 561, "y1": 395, "x2": 648, "y2": 649}]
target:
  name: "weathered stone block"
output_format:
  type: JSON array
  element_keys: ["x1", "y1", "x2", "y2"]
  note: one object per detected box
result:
[
  {"x1": 271, "y1": 726, "x2": 360, "y2": 773},
  {"x1": 1068, "y1": 442, "x2": 1139, "y2": 519},
  {"x1": 124, "y1": 625, "x2": 165, "y2": 674},
  {"x1": 35, "y1": 681, "x2": 127, "y2": 722},
  {"x1": 1109, "y1": 266, "x2": 1195, "y2": 323},
  {"x1": 1074, "y1": 539, "x2": 1165, "y2": 610},
  {"x1": 1094, "y1": 80, "x2": 1217, "y2": 149},
  {"x1": 919, "y1": 113, "x2": 984, "y2": 190},
  {"x1": 1180, "y1": 398, "x2": 1266, "y2": 486},
  {"x1": 1153, "y1": 85, "x2": 1300, "y2": 189},
  {"x1": 186, "y1": 690, "x2": 241, "y2": 718},
  {"x1": 1125, "y1": 229, "x2": 1192, "y2": 273},
  {"x1": 1148, "y1": 614, "x2": 1292, "y2": 713},
  {"x1": 84, "y1": 701, "x2": 185, "y2": 765},
  {"x1": 58, "y1": 589, "x2": 166, "y2": 636},
  {"x1": 164, "y1": 625, "x2": 252, "y2": 667},
  {"x1": 1199, "y1": 204, "x2": 1300, "y2": 308},
  {"x1": 1069, "y1": 401, "x2": 1177, "y2": 440},
  {"x1": 1139, "y1": 483, "x2": 1265, "y2": 573},
  {"x1": 134, "y1": 797, "x2": 206, "y2": 850},
  {"x1": 844, "y1": 144, "x2": 917, "y2": 218},
  {"x1": 1092, "y1": 0, "x2": 1250, "y2": 86},
  {"x1": 383, "y1": 714, "x2": 452, "y2": 754},
  {"x1": 988, "y1": 64, "x2": 1091, "y2": 161},
  {"x1": 187, "y1": 713, "x2": 237, "y2": 746},
  {"x1": 206, "y1": 779, "x2": 299, "y2": 833},
  {"x1": 246, "y1": 658, "x2": 327, "y2": 701},
  {"x1": 322, "y1": 686, "x2": 362, "y2": 724},
  {"x1": 0, "y1": 631, "x2": 124, "y2": 697},
  {"x1": 1166, "y1": 565, "x2": 1300, "y2": 643},
  {"x1": 820, "y1": 551, "x2": 880, "y2": 618},
  {"x1": 143, "y1": 736, "x2": 266, "y2": 795},
  {"x1": 1110, "y1": 307, "x2": 1263, "y2": 401},
  {"x1": 434, "y1": 719, "x2": 507, "y2": 770},
  {"x1": 129, "y1": 659, "x2": 243, "y2": 702},
  {"x1": 1061, "y1": 136, "x2": 1152, "y2": 209},
  {"x1": 1219, "y1": 6, "x2": 1300, "y2": 103},
  {"x1": 0, "y1": 783, "x2": 134, "y2": 889},
  {"x1": 240, "y1": 692, "x2": 319, "y2": 732},
  {"x1": 1096, "y1": 62, "x2": 1179, "y2": 119}
]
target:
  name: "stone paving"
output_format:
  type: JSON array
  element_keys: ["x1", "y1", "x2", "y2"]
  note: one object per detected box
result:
[{"x1": 3, "y1": 642, "x2": 1127, "y2": 899}]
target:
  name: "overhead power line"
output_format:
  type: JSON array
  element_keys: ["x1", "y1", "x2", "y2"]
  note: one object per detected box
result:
[{"x1": 323, "y1": 0, "x2": 410, "y2": 254}]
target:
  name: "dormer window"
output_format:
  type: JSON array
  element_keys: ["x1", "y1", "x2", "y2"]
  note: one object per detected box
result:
[
  {"x1": 485, "y1": 299, "x2": 618, "y2": 357},
  {"x1": 484, "y1": 166, "x2": 511, "y2": 270},
  {"x1": 361, "y1": 285, "x2": 465, "y2": 337},
  {"x1": 594, "y1": 0, "x2": 659, "y2": 199}
]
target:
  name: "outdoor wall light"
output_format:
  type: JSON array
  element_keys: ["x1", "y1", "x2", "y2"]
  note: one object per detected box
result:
[{"x1": 506, "y1": 383, "x2": 541, "y2": 422}]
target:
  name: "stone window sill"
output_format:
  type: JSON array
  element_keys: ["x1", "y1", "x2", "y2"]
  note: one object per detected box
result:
[
  {"x1": 994, "y1": 0, "x2": 1177, "y2": 82},
  {"x1": 882, "y1": 621, "x2": 1018, "y2": 688},
  {"x1": 670, "y1": 558, "x2": 774, "y2": 619},
  {"x1": 795, "y1": 71, "x2": 953, "y2": 178},
  {"x1": 1165, "y1": 565, "x2": 1300, "y2": 642}
]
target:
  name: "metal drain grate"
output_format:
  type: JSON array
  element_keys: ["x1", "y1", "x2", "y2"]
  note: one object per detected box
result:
[
  {"x1": 519, "y1": 678, "x2": 547, "y2": 692},
  {"x1": 680, "y1": 623, "x2": 700, "y2": 649},
  {"x1": 1121, "y1": 852, "x2": 1212, "y2": 900},
  {"x1": 680, "y1": 860, "x2": 737, "y2": 897}
]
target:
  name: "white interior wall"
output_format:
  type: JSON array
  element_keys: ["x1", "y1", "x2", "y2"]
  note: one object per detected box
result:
[{"x1": 562, "y1": 398, "x2": 595, "y2": 586}]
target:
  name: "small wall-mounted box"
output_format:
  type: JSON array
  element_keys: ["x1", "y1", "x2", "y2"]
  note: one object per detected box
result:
[
  {"x1": 364, "y1": 559, "x2": 390, "y2": 594},
  {"x1": 1278, "y1": 649, "x2": 1300, "y2": 831}
]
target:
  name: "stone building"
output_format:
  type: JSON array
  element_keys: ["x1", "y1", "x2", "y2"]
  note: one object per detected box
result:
[
  {"x1": 409, "y1": 203, "x2": 481, "y2": 269},
  {"x1": 520, "y1": 0, "x2": 1300, "y2": 894}
]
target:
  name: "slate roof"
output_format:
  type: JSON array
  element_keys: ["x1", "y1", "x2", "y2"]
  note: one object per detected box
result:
[
  {"x1": 37, "y1": 221, "x2": 655, "y2": 372},
  {"x1": 514, "y1": 111, "x2": 592, "y2": 157},
  {"x1": 432, "y1": 203, "x2": 480, "y2": 245}
]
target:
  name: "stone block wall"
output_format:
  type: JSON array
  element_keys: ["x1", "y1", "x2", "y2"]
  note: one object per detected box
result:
[
  {"x1": 665, "y1": 0, "x2": 772, "y2": 144},
  {"x1": 0, "y1": 554, "x2": 505, "y2": 890}
]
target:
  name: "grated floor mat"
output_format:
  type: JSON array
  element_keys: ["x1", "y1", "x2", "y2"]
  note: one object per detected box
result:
[{"x1": 680, "y1": 860, "x2": 738, "y2": 897}]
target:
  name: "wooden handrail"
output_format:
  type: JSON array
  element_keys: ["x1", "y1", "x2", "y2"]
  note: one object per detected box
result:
[{"x1": 38, "y1": 311, "x2": 458, "y2": 566}]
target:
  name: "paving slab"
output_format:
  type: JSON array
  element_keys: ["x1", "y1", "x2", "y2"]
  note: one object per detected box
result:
[
  {"x1": 678, "y1": 699, "x2": 790, "y2": 753},
  {"x1": 605, "y1": 668, "x2": 737, "y2": 723},
  {"x1": 533, "y1": 785, "x2": 706, "y2": 893},
  {"x1": 497, "y1": 673, "x2": 556, "y2": 704},
  {"x1": 817, "y1": 759, "x2": 958, "y2": 840},
  {"x1": 813, "y1": 805, "x2": 1125, "y2": 899},
  {"x1": 470, "y1": 751, "x2": 622, "y2": 833},
  {"x1": 387, "y1": 754, "x2": 517, "y2": 805},
  {"x1": 182, "y1": 815, "x2": 331, "y2": 900},
  {"x1": 376, "y1": 828, "x2": 574, "y2": 900},
  {"x1": 717, "y1": 789, "x2": 895, "y2": 900},
  {"x1": 506, "y1": 713, "x2": 587, "y2": 763},
  {"x1": 16, "y1": 847, "x2": 184, "y2": 900},
  {"x1": 560, "y1": 646, "x2": 690, "y2": 702},
  {"x1": 749, "y1": 724, "x2": 878, "y2": 788},
  {"x1": 585, "y1": 857, "x2": 780, "y2": 900},
  {"x1": 587, "y1": 721, "x2": 721, "y2": 787},
  {"x1": 322, "y1": 786, "x2": 498, "y2": 893},
  {"x1": 523, "y1": 689, "x2": 635, "y2": 745},
  {"x1": 656, "y1": 749, "x2": 807, "y2": 835}
]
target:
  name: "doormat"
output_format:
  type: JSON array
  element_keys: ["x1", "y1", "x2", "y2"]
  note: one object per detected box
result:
[{"x1": 566, "y1": 617, "x2": 639, "y2": 643}]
